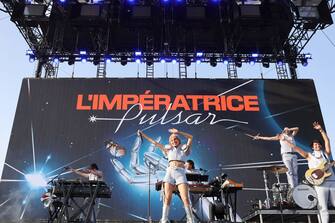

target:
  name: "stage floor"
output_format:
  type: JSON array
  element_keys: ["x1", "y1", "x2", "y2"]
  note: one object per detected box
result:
[{"x1": 243, "y1": 209, "x2": 335, "y2": 223}]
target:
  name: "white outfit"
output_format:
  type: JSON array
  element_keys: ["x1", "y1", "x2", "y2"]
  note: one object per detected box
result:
[
  {"x1": 163, "y1": 144, "x2": 190, "y2": 185},
  {"x1": 280, "y1": 133, "x2": 298, "y2": 187},
  {"x1": 88, "y1": 171, "x2": 103, "y2": 181},
  {"x1": 308, "y1": 151, "x2": 335, "y2": 223},
  {"x1": 165, "y1": 144, "x2": 190, "y2": 161},
  {"x1": 161, "y1": 144, "x2": 194, "y2": 223}
]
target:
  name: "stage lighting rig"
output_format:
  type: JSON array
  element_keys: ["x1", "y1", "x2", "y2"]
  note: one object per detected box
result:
[
  {"x1": 2, "y1": 0, "x2": 334, "y2": 79},
  {"x1": 11, "y1": 2, "x2": 47, "y2": 26}
]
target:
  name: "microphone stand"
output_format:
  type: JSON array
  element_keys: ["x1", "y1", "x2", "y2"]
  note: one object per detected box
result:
[
  {"x1": 147, "y1": 163, "x2": 153, "y2": 223},
  {"x1": 274, "y1": 171, "x2": 284, "y2": 223}
]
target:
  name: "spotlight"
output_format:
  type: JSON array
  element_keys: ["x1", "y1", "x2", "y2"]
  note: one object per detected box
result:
[
  {"x1": 184, "y1": 56, "x2": 191, "y2": 66},
  {"x1": 79, "y1": 50, "x2": 87, "y2": 55},
  {"x1": 196, "y1": 52, "x2": 203, "y2": 57},
  {"x1": 135, "y1": 51, "x2": 142, "y2": 56},
  {"x1": 301, "y1": 58, "x2": 308, "y2": 67},
  {"x1": 23, "y1": 4, "x2": 47, "y2": 17},
  {"x1": 29, "y1": 54, "x2": 36, "y2": 63},
  {"x1": 196, "y1": 59, "x2": 201, "y2": 64},
  {"x1": 121, "y1": 56, "x2": 127, "y2": 66},
  {"x1": 235, "y1": 57, "x2": 242, "y2": 68},
  {"x1": 210, "y1": 57, "x2": 217, "y2": 67},
  {"x1": 25, "y1": 172, "x2": 47, "y2": 189},
  {"x1": 81, "y1": 56, "x2": 87, "y2": 63},
  {"x1": 223, "y1": 57, "x2": 229, "y2": 65},
  {"x1": 53, "y1": 57, "x2": 59, "y2": 63},
  {"x1": 251, "y1": 53, "x2": 259, "y2": 57},
  {"x1": 276, "y1": 58, "x2": 284, "y2": 66},
  {"x1": 68, "y1": 55, "x2": 75, "y2": 65},
  {"x1": 305, "y1": 53, "x2": 312, "y2": 59},
  {"x1": 135, "y1": 58, "x2": 141, "y2": 64},
  {"x1": 262, "y1": 57, "x2": 270, "y2": 68},
  {"x1": 249, "y1": 58, "x2": 255, "y2": 66},
  {"x1": 172, "y1": 59, "x2": 177, "y2": 64},
  {"x1": 105, "y1": 56, "x2": 112, "y2": 63},
  {"x1": 93, "y1": 54, "x2": 100, "y2": 65}
]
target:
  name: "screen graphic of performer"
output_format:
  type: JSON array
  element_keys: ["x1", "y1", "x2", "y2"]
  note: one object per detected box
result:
[{"x1": 139, "y1": 128, "x2": 195, "y2": 223}]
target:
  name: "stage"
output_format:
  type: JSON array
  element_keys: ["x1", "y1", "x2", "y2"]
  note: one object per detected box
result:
[{"x1": 243, "y1": 209, "x2": 335, "y2": 223}]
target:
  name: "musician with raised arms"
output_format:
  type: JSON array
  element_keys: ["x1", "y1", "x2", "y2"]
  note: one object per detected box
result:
[
  {"x1": 138, "y1": 128, "x2": 194, "y2": 223},
  {"x1": 251, "y1": 126, "x2": 299, "y2": 188},
  {"x1": 282, "y1": 121, "x2": 335, "y2": 223}
]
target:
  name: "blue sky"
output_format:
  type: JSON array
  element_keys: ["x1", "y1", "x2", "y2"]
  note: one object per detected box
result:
[{"x1": 1, "y1": 11, "x2": 335, "y2": 176}]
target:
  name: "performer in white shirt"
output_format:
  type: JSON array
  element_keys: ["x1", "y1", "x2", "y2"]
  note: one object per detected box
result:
[
  {"x1": 69, "y1": 163, "x2": 103, "y2": 221},
  {"x1": 139, "y1": 128, "x2": 194, "y2": 223},
  {"x1": 70, "y1": 163, "x2": 103, "y2": 181},
  {"x1": 251, "y1": 127, "x2": 299, "y2": 188},
  {"x1": 283, "y1": 122, "x2": 335, "y2": 223}
]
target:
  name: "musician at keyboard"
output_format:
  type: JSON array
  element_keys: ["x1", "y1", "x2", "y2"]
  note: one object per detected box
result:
[
  {"x1": 185, "y1": 160, "x2": 201, "y2": 175},
  {"x1": 139, "y1": 128, "x2": 195, "y2": 223},
  {"x1": 69, "y1": 163, "x2": 103, "y2": 181},
  {"x1": 68, "y1": 163, "x2": 104, "y2": 221}
]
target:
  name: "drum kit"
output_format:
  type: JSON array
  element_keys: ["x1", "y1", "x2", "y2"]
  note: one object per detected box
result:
[{"x1": 257, "y1": 165, "x2": 317, "y2": 209}]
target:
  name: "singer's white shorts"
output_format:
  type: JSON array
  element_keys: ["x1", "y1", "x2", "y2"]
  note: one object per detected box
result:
[{"x1": 163, "y1": 166, "x2": 187, "y2": 185}]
